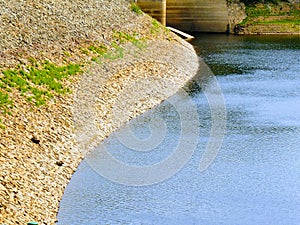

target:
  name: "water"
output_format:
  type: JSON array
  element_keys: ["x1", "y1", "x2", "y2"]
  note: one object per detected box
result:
[{"x1": 58, "y1": 34, "x2": 300, "y2": 225}]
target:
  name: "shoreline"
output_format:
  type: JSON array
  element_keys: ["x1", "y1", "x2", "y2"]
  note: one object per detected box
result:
[
  {"x1": 234, "y1": 31, "x2": 300, "y2": 35},
  {"x1": 239, "y1": 32, "x2": 300, "y2": 35},
  {"x1": 234, "y1": 24, "x2": 300, "y2": 35},
  {"x1": 0, "y1": 1, "x2": 199, "y2": 224},
  {"x1": 0, "y1": 34, "x2": 199, "y2": 225},
  {"x1": 1, "y1": 0, "x2": 298, "y2": 223}
]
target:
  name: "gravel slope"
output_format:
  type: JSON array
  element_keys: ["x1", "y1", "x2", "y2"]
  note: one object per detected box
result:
[
  {"x1": 0, "y1": 0, "x2": 165, "y2": 68},
  {"x1": 0, "y1": 0, "x2": 199, "y2": 224}
]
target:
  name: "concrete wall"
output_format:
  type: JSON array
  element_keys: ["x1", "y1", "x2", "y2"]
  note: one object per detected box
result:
[
  {"x1": 135, "y1": 0, "x2": 167, "y2": 25},
  {"x1": 135, "y1": 0, "x2": 229, "y2": 32},
  {"x1": 166, "y1": 0, "x2": 229, "y2": 32}
]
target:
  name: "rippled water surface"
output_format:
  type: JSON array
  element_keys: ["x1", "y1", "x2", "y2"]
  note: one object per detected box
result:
[{"x1": 58, "y1": 34, "x2": 300, "y2": 224}]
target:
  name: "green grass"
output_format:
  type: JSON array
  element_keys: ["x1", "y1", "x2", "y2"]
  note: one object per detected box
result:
[
  {"x1": 245, "y1": 4, "x2": 300, "y2": 18},
  {"x1": 150, "y1": 18, "x2": 170, "y2": 34},
  {"x1": 88, "y1": 45, "x2": 108, "y2": 55},
  {"x1": 0, "y1": 91, "x2": 13, "y2": 114},
  {"x1": 90, "y1": 31, "x2": 146, "y2": 63},
  {"x1": 113, "y1": 31, "x2": 145, "y2": 49},
  {"x1": 151, "y1": 19, "x2": 162, "y2": 34},
  {"x1": 245, "y1": 5, "x2": 271, "y2": 17},
  {"x1": 0, "y1": 29, "x2": 148, "y2": 128},
  {"x1": 130, "y1": 2, "x2": 143, "y2": 15},
  {"x1": 254, "y1": 19, "x2": 300, "y2": 25},
  {"x1": 0, "y1": 119, "x2": 5, "y2": 130},
  {"x1": 103, "y1": 47, "x2": 125, "y2": 60},
  {"x1": 240, "y1": 3, "x2": 300, "y2": 25},
  {"x1": 0, "y1": 62, "x2": 82, "y2": 110},
  {"x1": 0, "y1": 30, "x2": 145, "y2": 114},
  {"x1": 240, "y1": 0, "x2": 291, "y2": 6},
  {"x1": 0, "y1": 90, "x2": 13, "y2": 129}
]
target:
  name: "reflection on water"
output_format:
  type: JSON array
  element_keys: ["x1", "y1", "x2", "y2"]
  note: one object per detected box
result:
[{"x1": 58, "y1": 34, "x2": 300, "y2": 225}]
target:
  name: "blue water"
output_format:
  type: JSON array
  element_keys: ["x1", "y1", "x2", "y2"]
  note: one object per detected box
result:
[{"x1": 58, "y1": 34, "x2": 300, "y2": 225}]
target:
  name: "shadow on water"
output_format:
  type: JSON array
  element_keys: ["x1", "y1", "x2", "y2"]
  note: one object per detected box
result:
[
  {"x1": 58, "y1": 34, "x2": 300, "y2": 225},
  {"x1": 191, "y1": 33, "x2": 300, "y2": 76}
]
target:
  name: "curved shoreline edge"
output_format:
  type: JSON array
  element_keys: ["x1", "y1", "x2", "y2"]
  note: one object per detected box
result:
[
  {"x1": 70, "y1": 38, "x2": 199, "y2": 220},
  {"x1": 0, "y1": 37, "x2": 199, "y2": 224},
  {"x1": 0, "y1": 1, "x2": 201, "y2": 223},
  {"x1": 74, "y1": 39, "x2": 199, "y2": 157}
]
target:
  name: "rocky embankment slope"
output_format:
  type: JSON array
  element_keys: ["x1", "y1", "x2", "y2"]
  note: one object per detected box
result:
[{"x1": 0, "y1": 0, "x2": 198, "y2": 224}]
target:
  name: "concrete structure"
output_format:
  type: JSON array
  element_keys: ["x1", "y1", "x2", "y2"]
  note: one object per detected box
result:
[
  {"x1": 166, "y1": 0, "x2": 229, "y2": 32},
  {"x1": 133, "y1": 0, "x2": 167, "y2": 26},
  {"x1": 132, "y1": 0, "x2": 229, "y2": 33}
]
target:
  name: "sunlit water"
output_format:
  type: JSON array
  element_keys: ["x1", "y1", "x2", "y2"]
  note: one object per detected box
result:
[{"x1": 58, "y1": 34, "x2": 300, "y2": 225}]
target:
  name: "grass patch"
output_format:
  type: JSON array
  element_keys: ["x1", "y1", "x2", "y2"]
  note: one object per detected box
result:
[
  {"x1": 253, "y1": 19, "x2": 300, "y2": 25},
  {"x1": 90, "y1": 31, "x2": 146, "y2": 63},
  {"x1": 240, "y1": 3, "x2": 300, "y2": 26},
  {"x1": 113, "y1": 31, "x2": 145, "y2": 49},
  {"x1": 0, "y1": 119, "x2": 5, "y2": 130},
  {"x1": 103, "y1": 47, "x2": 125, "y2": 60},
  {"x1": 0, "y1": 29, "x2": 148, "y2": 127},
  {"x1": 150, "y1": 18, "x2": 170, "y2": 34},
  {"x1": 245, "y1": 4, "x2": 300, "y2": 18},
  {"x1": 0, "y1": 91, "x2": 13, "y2": 114},
  {"x1": 0, "y1": 62, "x2": 82, "y2": 109},
  {"x1": 151, "y1": 19, "x2": 162, "y2": 33},
  {"x1": 88, "y1": 45, "x2": 108, "y2": 55},
  {"x1": 245, "y1": 5, "x2": 271, "y2": 17},
  {"x1": 241, "y1": 0, "x2": 291, "y2": 6},
  {"x1": 130, "y1": 2, "x2": 143, "y2": 15}
]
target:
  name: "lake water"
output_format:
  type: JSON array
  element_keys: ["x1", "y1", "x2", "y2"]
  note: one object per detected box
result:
[{"x1": 57, "y1": 34, "x2": 300, "y2": 225}]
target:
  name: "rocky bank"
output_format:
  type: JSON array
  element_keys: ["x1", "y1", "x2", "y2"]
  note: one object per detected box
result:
[
  {"x1": 229, "y1": 1, "x2": 300, "y2": 35},
  {"x1": 0, "y1": 0, "x2": 199, "y2": 224}
]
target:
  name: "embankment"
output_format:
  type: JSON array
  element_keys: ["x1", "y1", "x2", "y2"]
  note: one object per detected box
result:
[{"x1": 0, "y1": 0, "x2": 198, "y2": 224}]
